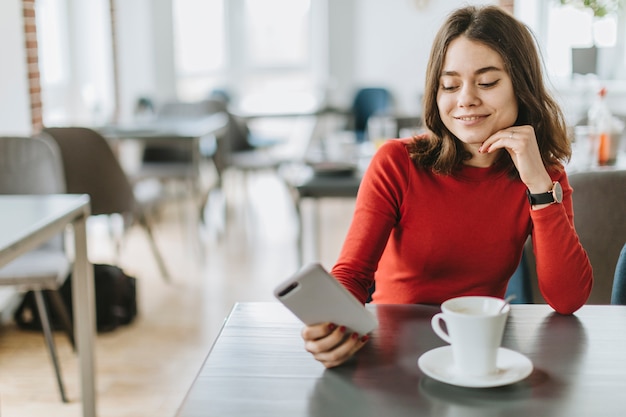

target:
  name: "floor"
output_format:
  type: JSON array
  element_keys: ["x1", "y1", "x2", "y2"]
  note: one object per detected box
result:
[{"x1": 0, "y1": 170, "x2": 356, "y2": 417}]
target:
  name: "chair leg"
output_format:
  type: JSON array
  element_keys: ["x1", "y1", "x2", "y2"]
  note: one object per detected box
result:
[
  {"x1": 33, "y1": 290, "x2": 69, "y2": 403},
  {"x1": 107, "y1": 214, "x2": 124, "y2": 265},
  {"x1": 137, "y1": 214, "x2": 172, "y2": 282},
  {"x1": 47, "y1": 289, "x2": 76, "y2": 351}
]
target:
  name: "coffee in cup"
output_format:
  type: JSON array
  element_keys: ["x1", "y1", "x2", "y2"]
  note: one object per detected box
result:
[{"x1": 431, "y1": 296, "x2": 510, "y2": 377}]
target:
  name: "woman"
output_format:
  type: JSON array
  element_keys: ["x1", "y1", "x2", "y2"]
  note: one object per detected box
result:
[{"x1": 302, "y1": 5, "x2": 593, "y2": 368}]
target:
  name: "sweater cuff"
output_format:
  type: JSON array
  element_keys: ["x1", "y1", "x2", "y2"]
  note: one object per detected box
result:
[{"x1": 529, "y1": 201, "x2": 565, "y2": 220}]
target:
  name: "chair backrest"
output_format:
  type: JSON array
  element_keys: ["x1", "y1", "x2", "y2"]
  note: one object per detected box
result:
[
  {"x1": 144, "y1": 99, "x2": 230, "y2": 163},
  {"x1": 568, "y1": 169, "x2": 626, "y2": 304},
  {"x1": 351, "y1": 87, "x2": 393, "y2": 142},
  {"x1": 42, "y1": 127, "x2": 136, "y2": 216},
  {"x1": 0, "y1": 135, "x2": 66, "y2": 195},
  {"x1": 526, "y1": 169, "x2": 626, "y2": 305},
  {"x1": 0, "y1": 135, "x2": 67, "y2": 249},
  {"x1": 612, "y1": 243, "x2": 626, "y2": 305}
]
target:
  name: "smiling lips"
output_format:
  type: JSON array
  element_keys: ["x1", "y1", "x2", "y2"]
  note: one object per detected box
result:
[
  {"x1": 456, "y1": 115, "x2": 486, "y2": 121},
  {"x1": 455, "y1": 115, "x2": 489, "y2": 128}
]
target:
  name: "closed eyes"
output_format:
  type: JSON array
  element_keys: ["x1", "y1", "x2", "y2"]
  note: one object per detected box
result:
[{"x1": 440, "y1": 79, "x2": 501, "y2": 92}]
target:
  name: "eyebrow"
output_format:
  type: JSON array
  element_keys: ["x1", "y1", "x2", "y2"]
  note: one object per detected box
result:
[{"x1": 441, "y1": 66, "x2": 503, "y2": 77}]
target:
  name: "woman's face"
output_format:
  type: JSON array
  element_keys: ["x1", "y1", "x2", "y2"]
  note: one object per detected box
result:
[{"x1": 436, "y1": 36, "x2": 518, "y2": 149}]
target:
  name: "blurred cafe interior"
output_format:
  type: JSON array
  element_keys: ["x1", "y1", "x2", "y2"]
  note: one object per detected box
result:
[{"x1": 1, "y1": 0, "x2": 626, "y2": 416}]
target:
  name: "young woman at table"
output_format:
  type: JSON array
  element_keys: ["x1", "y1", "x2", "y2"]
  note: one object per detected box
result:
[{"x1": 302, "y1": 5, "x2": 593, "y2": 368}]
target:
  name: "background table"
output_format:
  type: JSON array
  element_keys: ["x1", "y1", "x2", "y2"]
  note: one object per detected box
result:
[
  {"x1": 100, "y1": 112, "x2": 230, "y2": 233},
  {"x1": 0, "y1": 194, "x2": 96, "y2": 417},
  {"x1": 285, "y1": 169, "x2": 361, "y2": 265},
  {"x1": 99, "y1": 112, "x2": 229, "y2": 182},
  {"x1": 175, "y1": 302, "x2": 626, "y2": 417}
]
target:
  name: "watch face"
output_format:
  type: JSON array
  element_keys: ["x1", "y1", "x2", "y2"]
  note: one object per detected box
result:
[{"x1": 553, "y1": 181, "x2": 563, "y2": 203}]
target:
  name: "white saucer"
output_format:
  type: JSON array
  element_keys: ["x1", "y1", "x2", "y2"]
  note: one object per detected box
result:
[{"x1": 417, "y1": 346, "x2": 533, "y2": 388}]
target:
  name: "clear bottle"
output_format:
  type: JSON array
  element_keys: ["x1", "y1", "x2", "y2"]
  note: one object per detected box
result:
[{"x1": 587, "y1": 87, "x2": 613, "y2": 166}]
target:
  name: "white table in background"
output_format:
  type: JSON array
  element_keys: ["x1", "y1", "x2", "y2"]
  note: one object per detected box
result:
[{"x1": 0, "y1": 194, "x2": 96, "y2": 417}]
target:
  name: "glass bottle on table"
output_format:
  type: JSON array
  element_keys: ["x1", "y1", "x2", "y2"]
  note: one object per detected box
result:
[{"x1": 587, "y1": 87, "x2": 613, "y2": 166}]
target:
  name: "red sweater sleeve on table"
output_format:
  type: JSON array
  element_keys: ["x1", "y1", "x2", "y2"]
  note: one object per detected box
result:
[{"x1": 531, "y1": 173, "x2": 593, "y2": 314}]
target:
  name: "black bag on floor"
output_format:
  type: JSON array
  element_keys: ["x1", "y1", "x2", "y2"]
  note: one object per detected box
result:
[{"x1": 14, "y1": 263, "x2": 138, "y2": 333}]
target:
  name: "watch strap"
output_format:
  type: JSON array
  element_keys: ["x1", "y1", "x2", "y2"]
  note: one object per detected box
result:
[
  {"x1": 527, "y1": 181, "x2": 562, "y2": 205},
  {"x1": 526, "y1": 189, "x2": 555, "y2": 205}
]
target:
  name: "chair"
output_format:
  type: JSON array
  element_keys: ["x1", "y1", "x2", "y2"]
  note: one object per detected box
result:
[
  {"x1": 221, "y1": 112, "x2": 287, "y2": 174},
  {"x1": 354, "y1": 87, "x2": 394, "y2": 142},
  {"x1": 343, "y1": 87, "x2": 394, "y2": 143},
  {"x1": 611, "y1": 243, "x2": 626, "y2": 305},
  {"x1": 0, "y1": 135, "x2": 75, "y2": 402},
  {"x1": 525, "y1": 169, "x2": 626, "y2": 304},
  {"x1": 505, "y1": 248, "x2": 533, "y2": 304},
  {"x1": 137, "y1": 99, "x2": 230, "y2": 224},
  {"x1": 213, "y1": 104, "x2": 314, "y2": 221},
  {"x1": 569, "y1": 169, "x2": 626, "y2": 304},
  {"x1": 41, "y1": 127, "x2": 173, "y2": 281},
  {"x1": 137, "y1": 99, "x2": 225, "y2": 185}
]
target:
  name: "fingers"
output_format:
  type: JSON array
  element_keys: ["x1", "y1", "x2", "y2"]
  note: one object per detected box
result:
[
  {"x1": 301, "y1": 322, "x2": 336, "y2": 342},
  {"x1": 478, "y1": 125, "x2": 534, "y2": 155},
  {"x1": 478, "y1": 125, "x2": 551, "y2": 187},
  {"x1": 301, "y1": 322, "x2": 371, "y2": 368}
]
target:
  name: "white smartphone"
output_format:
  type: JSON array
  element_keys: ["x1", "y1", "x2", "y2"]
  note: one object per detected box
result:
[{"x1": 274, "y1": 262, "x2": 378, "y2": 335}]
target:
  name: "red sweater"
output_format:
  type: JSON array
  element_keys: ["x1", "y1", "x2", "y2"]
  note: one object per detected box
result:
[{"x1": 331, "y1": 138, "x2": 593, "y2": 314}]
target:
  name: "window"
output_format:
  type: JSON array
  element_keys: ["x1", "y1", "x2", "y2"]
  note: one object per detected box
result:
[
  {"x1": 545, "y1": 2, "x2": 619, "y2": 79},
  {"x1": 37, "y1": 0, "x2": 114, "y2": 125},
  {"x1": 519, "y1": 1, "x2": 624, "y2": 81},
  {"x1": 172, "y1": 0, "x2": 320, "y2": 111},
  {"x1": 173, "y1": 0, "x2": 226, "y2": 100},
  {"x1": 36, "y1": 0, "x2": 70, "y2": 124},
  {"x1": 244, "y1": 0, "x2": 311, "y2": 68}
]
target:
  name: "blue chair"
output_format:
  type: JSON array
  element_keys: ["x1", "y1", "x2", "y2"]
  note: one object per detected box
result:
[
  {"x1": 351, "y1": 87, "x2": 393, "y2": 143},
  {"x1": 505, "y1": 249, "x2": 533, "y2": 304},
  {"x1": 611, "y1": 243, "x2": 626, "y2": 305}
]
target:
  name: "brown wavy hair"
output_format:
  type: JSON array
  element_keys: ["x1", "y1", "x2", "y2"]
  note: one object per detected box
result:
[{"x1": 409, "y1": 5, "x2": 570, "y2": 176}]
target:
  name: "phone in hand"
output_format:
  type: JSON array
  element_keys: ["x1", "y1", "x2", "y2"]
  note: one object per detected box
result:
[{"x1": 274, "y1": 262, "x2": 378, "y2": 335}]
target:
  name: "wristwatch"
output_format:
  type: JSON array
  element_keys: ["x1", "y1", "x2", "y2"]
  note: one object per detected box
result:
[{"x1": 527, "y1": 181, "x2": 563, "y2": 205}]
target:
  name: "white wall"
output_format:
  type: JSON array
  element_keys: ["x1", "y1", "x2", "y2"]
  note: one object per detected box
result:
[
  {"x1": 324, "y1": 0, "x2": 496, "y2": 115},
  {"x1": 0, "y1": 0, "x2": 33, "y2": 135}
]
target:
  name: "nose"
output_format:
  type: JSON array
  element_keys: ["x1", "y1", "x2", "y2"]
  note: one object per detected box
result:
[{"x1": 457, "y1": 84, "x2": 480, "y2": 107}]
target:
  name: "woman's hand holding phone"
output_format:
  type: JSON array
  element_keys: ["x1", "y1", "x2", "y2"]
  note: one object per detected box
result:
[
  {"x1": 274, "y1": 263, "x2": 378, "y2": 368},
  {"x1": 301, "y1": 322, "x2": 370, "y2": 368}
]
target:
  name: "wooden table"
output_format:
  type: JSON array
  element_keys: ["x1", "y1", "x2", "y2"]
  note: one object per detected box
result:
[
  {"x1": 175, "y1": 302, "x2": 626, "y2": 417},
  {"x1": 0, "y1": 194, "x2": 96, "y2": 417}
]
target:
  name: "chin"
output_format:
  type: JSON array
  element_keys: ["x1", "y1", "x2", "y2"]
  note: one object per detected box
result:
[{"x1": 456, "y1": 136, "x2": 485, "y2": 146}]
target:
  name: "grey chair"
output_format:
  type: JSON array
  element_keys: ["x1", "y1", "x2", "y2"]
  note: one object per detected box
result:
[
  {"x1": 41, "y1": 126, "x2": 172, "y2": 281},
  {"x1": 526, "y1": 169, "x2": 626, "y2": 304},
  {"x1": 612, "y1": 243, "x2": 626, "y2": 305},
  {"x1": 220, "y1": 112, "x2": 287, "y2": 177},
  {"x1": 137, "y1": 99, "x2": 230, "y2": 224},
  {"x1": 138, "y1": 99, "x2": 225, "y2": 182},
  {"x1": 0, "y1": 135, "x2": 74, "y2": 402}
]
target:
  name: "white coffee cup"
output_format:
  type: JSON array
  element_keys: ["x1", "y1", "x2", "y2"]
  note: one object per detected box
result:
[{"x1": 431, "y1": 296, "x2": 510, "y2": 377}]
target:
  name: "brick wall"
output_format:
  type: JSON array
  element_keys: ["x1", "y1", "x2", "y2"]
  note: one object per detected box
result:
[
  {"x1": 22, "y1": 0, "x2": 42, "y2": 133},
  {"x1": 109, "y1": 0, "x2": 120, "y2": 123}
]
